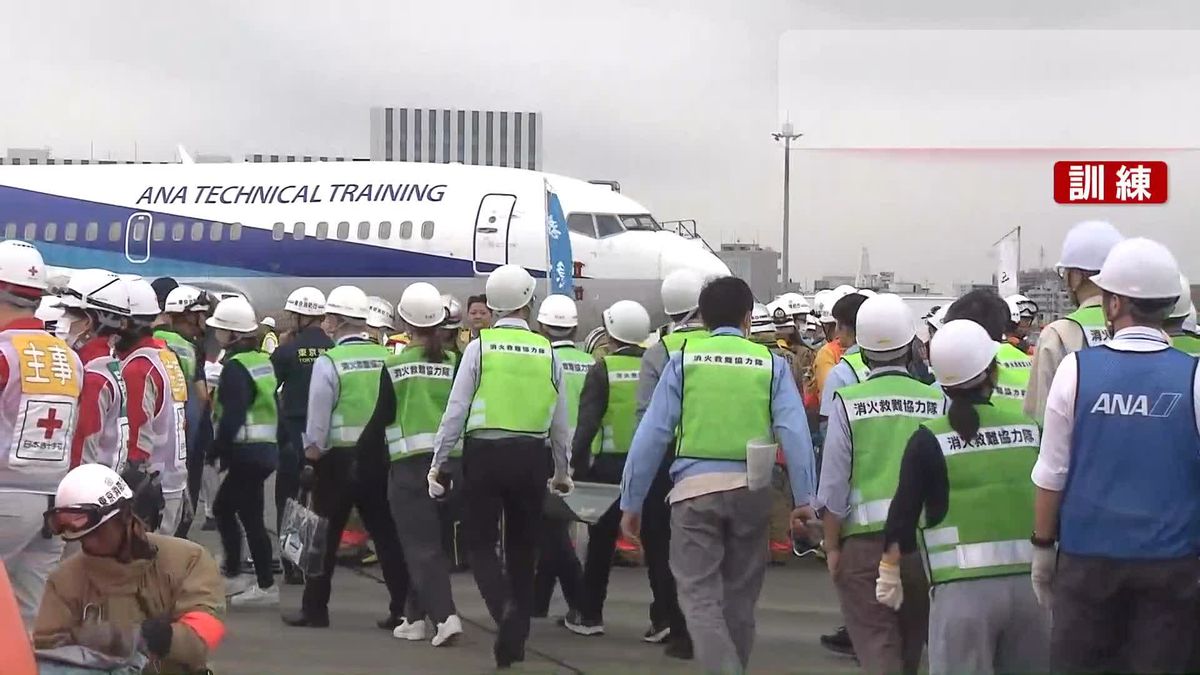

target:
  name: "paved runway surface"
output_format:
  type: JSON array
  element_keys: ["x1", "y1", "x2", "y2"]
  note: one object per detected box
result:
[{"x1": 197, "y1": 528, "x2": 858, "y2": 674}]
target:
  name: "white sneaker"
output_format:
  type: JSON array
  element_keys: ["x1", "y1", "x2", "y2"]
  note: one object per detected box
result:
[
  {"x1": 223, "y1": 573, "x2": 255, "y2": 597},
  {"x1": 230, "y1": 583, "x2": 279, "y2": 607},
  {"x1": 431, "y1": 615, "x2": 463, "y2": 647},
  {"x1": 393, "y1": 618, "x2": 429, "y2": 641}
]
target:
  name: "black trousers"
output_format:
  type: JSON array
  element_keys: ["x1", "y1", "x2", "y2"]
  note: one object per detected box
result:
[
  {"x1": 275, "y1": 417, "x2": 305, "y2": 532},
  {"x1": 214, "y1": 461, "x2": 275, "y2": 588},
  {"x1": 462, "y1": 436, "x2": 546, "y2": 655},
  {"x1": 533, "y1": 516, "x2": 583, "y2": 616},
  {"x1": 642, "y1": 461, "x2": 689, "y2": 641},
  {"x1": 437, "y1": 457, "x2": 467, "y2": 570},
  {"x1": 578, "y1": 498, "x2": 621, "y2": 621},
  {"x1": 1052, "y1": 552, "x2": 1200, "y2": 674},
  {"x1": 301, "y1": 448, "x2": 409, "y2": 620}
]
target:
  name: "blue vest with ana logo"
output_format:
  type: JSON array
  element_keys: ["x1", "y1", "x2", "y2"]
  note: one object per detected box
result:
[{"x1": 1061, "y1": 344, "x2": 1200, "y2": 559}]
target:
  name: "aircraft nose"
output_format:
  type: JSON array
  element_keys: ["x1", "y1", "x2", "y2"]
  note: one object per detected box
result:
[{"x1": 659, "y1": 242, "x2": 730, "y2": 280}]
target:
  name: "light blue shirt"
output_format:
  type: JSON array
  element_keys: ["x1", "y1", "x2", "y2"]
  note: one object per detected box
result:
[
  {"x1": 620, "y1": 326, "x2": 815, "y2": 514},
  {"x1": 820, "y1": 349, "x2": 860, "y2": 419}
]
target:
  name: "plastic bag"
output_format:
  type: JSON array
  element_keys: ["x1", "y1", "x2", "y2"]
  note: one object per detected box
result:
[{"x1": 279, "y1": 497, "x2": 329, "y2": 577}]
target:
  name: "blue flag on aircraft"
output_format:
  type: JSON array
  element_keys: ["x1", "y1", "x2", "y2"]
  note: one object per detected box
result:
[{"x1": 545, "y1": 180, "x2": 575, "y2": 295}]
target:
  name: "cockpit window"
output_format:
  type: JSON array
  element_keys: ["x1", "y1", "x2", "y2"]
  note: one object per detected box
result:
[
  {"x1": 594, "y1": 214, "x2": 623, "y2": 238},
  {"x1": 620, "y1": 214, "x2": 660, "y2": 231},
  {"x1": 568, "y1": 213, "x2": 596, "y2": 238}
]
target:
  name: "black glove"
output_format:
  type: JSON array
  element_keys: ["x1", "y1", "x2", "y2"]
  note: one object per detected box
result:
[{"x1": 140, "y1": 617, "x2": 173, "y2": 658}]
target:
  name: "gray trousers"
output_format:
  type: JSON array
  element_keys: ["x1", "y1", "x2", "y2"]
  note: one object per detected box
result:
[
  {"x1": 670, "y1": 487, "x2": 771, "y2": 675},
  {"x1": 388, "y1": 457, "x2": 456, "y2": 624},
  {"x1": 0, "y1": 491, "x2": 63, "y2": 626},
  {"x1": 928, "y1": 575, "x2": 1049, "y2": 675},
  {"x1": 1052, "y1": 552, "x2": 1200, "y2": 674}
]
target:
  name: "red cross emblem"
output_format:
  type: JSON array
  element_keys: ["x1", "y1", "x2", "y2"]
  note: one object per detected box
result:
[
  {"x1": 36, "y1": 408, "x2": 64, "y2": 439},
  {"x1": 27, "y1": 266, "x2": 38, "y2": 277}
]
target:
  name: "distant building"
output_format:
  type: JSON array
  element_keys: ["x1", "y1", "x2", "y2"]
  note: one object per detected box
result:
[
  {"x1": 5, "y1": 148, "x2": 49, "y2": 164},
  {"x1": 370, "y1": 107, "x2": 543, "y2": 169},
  {"x1": 245, "y1": 153, "x2": 359, "y2": 162},
  {"x1": 1020, "y1": 268, "x2": 1070, "y2": 325},
  {"x1": 814, "y1": 275, "x2": 856, "y2": 292},
  {"x1": 718, "y1": 243, "x2": 781, "y2": 301}
]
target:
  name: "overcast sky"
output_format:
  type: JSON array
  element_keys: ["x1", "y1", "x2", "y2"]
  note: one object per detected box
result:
[{"x1": 4, "y1": 1, "x2": 1199, "y2": 292}]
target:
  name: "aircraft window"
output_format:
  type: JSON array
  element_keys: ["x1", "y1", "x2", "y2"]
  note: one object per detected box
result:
[
  {"x1": 24, "y1": 223, "x2": 36, "y2": 240},
  {"x1": 568, "y1": 214, "x2": 596, "y2": 238},
  {"x1": 229, "y1": 223, "x2": 242, "y2": 241},
  {"x1": 170, "y1": 222, "x2": 183, "y2": 242},
  {"x1": 272, "y1": 222, "x2": 285, "y2": 241},
  {"x1": 65, "y1": 223, "x2": 77, "y2": 241},
  {"x1": 399, "y1": 221, "x2": 413, "y2": 239},
  {"x1": 421, "y1": 221, "x2": 434, "y2": 239},
  {"x1": 293, "y1": 222, "x2": 306, "y2": 240},
  {"x1": 209, "y1": 222, "x2": 223, "y2": 241},
  {"x1": 191, "y1": 222, "x2": 204, "y2": 241},
  {"x1": 378, "y1": 221, "x2": 392, "y2": 239},
  {"x1": 315, "y1": 222, "x2": 328, "y2": 240},
  {"x1": 85, "y1": 222, "x2": 98, "y2": 241},
  {"x1": 620, "y1": 214, "x2": 660, "y2": 231},
  {"x1": 357, "y1": 221, "x2": 370, "y2": 240},
  {"x1": 44, "y1": 223, "x2": 57, "y2": 242},
  {"x1": 337, "y1": 221, "x2": 349, "y2": 240},
  {"x1": 108, "y1": 222, "x2": 121, "y2": 242},
  {"x1": 151, "y1": 222, "x2": 166, "y2": 242},
  {"x1": 594, "y1": 214, "x2": 623, "y2": 238},
  {"x1": 4, "y1": 223, "x2": 16, "y2": 239}
]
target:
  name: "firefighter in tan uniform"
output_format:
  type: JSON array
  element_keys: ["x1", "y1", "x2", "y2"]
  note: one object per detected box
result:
[{"x1": 0, "y1": 240, "x2": 83, "y2": 626}]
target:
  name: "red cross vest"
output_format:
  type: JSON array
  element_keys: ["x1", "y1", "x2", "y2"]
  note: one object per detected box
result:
[
  {"x1": 82, "y1": 350, "x2": 130, "y2": 474},
  {"x1": 0, "y1": 328, "x2": 83, "y2": 494},
  {"x1": 123, "y1": 346, "x2": 189, "y2": 493}
]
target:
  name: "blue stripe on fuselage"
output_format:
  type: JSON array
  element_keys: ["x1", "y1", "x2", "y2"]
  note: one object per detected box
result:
[{"x1": 0, "y1": 184, "x2": 497, "y2": 277}]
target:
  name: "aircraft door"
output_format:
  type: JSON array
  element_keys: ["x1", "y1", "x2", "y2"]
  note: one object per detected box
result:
[
  {"x1": 472, "y1": 194, "x2": 516, "y2": 274},
  {"x1": 125, "y1": 212, "x2": 152, "y2": 264}
]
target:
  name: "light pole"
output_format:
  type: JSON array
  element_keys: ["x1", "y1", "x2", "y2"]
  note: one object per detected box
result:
[{"x1": 772, "y1": 122, "x2": 802, "y2": 289}]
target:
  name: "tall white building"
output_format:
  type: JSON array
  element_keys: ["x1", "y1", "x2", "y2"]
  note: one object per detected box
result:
[{"x1": 370, "y1": 107, "x2": 543, "y2": 169}]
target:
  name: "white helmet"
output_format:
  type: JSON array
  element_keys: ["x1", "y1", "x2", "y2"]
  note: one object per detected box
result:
[
  {"x1": 1186, "y1": 306, "x2": 1198, "y2": 334},
  {"x1": 751, "y1": 302, "x2": 774, "y2": 335},
  {"x1": 36, "y1": 296, "x2": 65, "y2": 324},
  {"x1": 603, "y1": 300, "x2": 651, "y2": 345},
  {"x1": 855, "y1": 294, "x2": 916, "y2": 355},
  {"x1": 833, "y1": 285, "x2": 858, "y2": 297},
  {"x1": 285, "y1": 287, "x2": 327, "y2": 317},
  {"x1": 121, "y1": 276, "x2": 161, "y2": 319},
  {"x1": 59, "y1": 269, "x2": 129, "y2": 316},
  {"x1": 1005, "y1": 294, "x2": 1038, "y2": 319},
  {"x1": 325, "y1": 285, "x2": 370, "y2": 320},
  {"x1": 661, "y1": 269, "x2": 704, "y2": 316},
  {"x1": 1056, "y1": 220, "x2": 1123, "y2": 272},
  {"x1": 857, "y1": 289, "x2": 877, "y2": 298},
  {"x1": 0, "y1": 240, "x2": 48, "y2": 293},
  {"x1": 766, "y1": 299, "x2": 791, "y2": 328},
  {"x1": 926, "y1": 305, "x2": 950, "y2": 332},
  {"x1": 441, "y1": 294, "x2": 462, "y2": 329},
  {"x1": 486, "y1": 265, "x2": 537, "y2": 312},
  {"x1": 367, "y1": 296, "x2": 396, "y2": 330},
  {"x1": 1004, "y1": 297, "x2": 1021, "y2": 323},
  {"x1": 1170, "y1": 274, "x2": 1193, "y2": 319},
  {"x1": 1092, "y1": 238, "x2": 1181, "y2": 300},
  {"x1": 206, "y1": 296, "x2": 258, "y2": 333},
  {"x1": 398, "y1": 282, "x2": 445, "y2": 328},
  {"x1": 260, "y1": 316, "x2": 276, "y2": 329},
  {"x1": 777, "y1": 292, "x2": 811, "y2": 317},
  {"x1": 931, "y1": 319, "x2": 1001, "y2": 388},
  {"x1": 537, "y1": 294, "x2": 578, "y2": 329},
  {"x1": 163, "y1": 284, "x2": 210, "y2": 315},
  {"x1": 52, "y1": 464, "x2": 133, "y2": 541}
]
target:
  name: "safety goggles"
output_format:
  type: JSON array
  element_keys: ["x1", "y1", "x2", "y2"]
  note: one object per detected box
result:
[{"x1": 43, "y1": 501, "x2": 124, "y2": 540}]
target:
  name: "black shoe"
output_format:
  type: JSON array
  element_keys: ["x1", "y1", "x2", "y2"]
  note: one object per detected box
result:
[
  {"x1": 200, "y1": 517, "x2": 217, "y2": 531},
  {"x1": 493, "y1": 639, "x2": 526, "y2": 669},
  {"x1": 531, "y1": 608, "x2": 549, "y2": 619},
  {"x1": 376, "y1": 614, "x2": 403, "y2": 631},
  {"x1": 561, "y1": 608, "x2": 604, "y2": 636},
  {"x1": 820, "y1": 625, "x2": 855, "y2": 657},
  {"x1": 643, "y1": 621, "x2": 671, "y2": 643},
  {"x1": 281, "y1": 611, "x2": 329, "y2": 628},
  {"x1": 664, "y1": 636, "x2": 694, "y2": 660}
]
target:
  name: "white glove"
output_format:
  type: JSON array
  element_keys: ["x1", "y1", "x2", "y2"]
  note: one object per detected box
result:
[
  {"x1": 548, "y1": 473, "x2": 574, "y2": 497},
  {"x1": 875, "y1": 560, "x2": 903, "y2": 610},
  {"x1": 1030, "y1": 546, "x2": 1056, "y2": 609},
  {"x1": 427, "y1": 467, "x2": 446, "y2": 499}
]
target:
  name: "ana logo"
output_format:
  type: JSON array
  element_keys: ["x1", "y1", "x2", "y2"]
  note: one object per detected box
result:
[{"x1": 1090, "y1": 392, "x2": 1182, "y2": 418}]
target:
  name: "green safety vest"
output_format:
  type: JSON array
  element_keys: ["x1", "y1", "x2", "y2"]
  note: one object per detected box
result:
[
  {"x1": 1172, "y1": 334, "x2": 1200, "y2": 357},
  {"x1": 261, "y1": 330, "x2": 279, "y2": 354},
  {"x1": 326, "y1": 341, "x2": 389, "y2": 447},
  {"x1": 993, "y1": 342, "x2": 1032, "y2": 416},
  {"x1": 660, "y1": 327, "x2": 710, "y2": 355},
  {"x1": 467, "y1": 328, "x2": 556, "y2": 435},
  {"x1": 155, "y1": 329, "x2": 196, "y2": 381},
  {"x1": 555, "y1": 345, "x2": 594, "y2": 436},
  {"x1": 837, "y1": 373, "x2": 944, "y2": 537},
  {"x1": 597, "y1": 354, "x2": 641, "y2": 455},
  {"x1": 678, "y1": 335, "x2": 773, "y2": 460},
  {"x1": 841, "y1": 350, "x2": 871, "y2": 383},
  {"x1": 212, "y1": 351, "x2": 279, "y2": 444},
  {"x1": 919, "y1": 404, "x2": 1040, "y2": 585},
  {"x1": 384, "y1": 346, "x2": 456, "y2": 459},
  {"x1": 1065, "y1": 305, "x2": 1109, "y2": 347}
]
